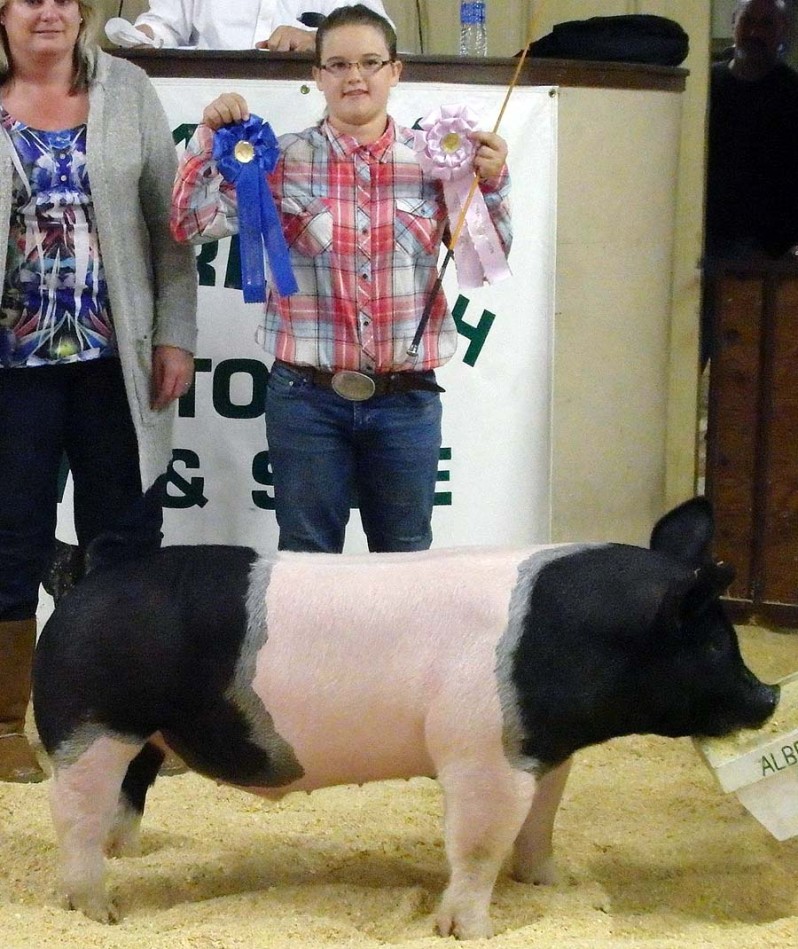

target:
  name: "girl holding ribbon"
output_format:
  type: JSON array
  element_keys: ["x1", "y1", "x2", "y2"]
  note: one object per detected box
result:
[{"x1": 172, "y1": 3, "x2": 511, "y2": 554}]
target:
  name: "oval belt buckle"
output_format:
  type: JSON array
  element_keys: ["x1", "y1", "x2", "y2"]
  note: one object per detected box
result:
[{"x1": 331, "y1": 370, "x2": 376, "y2": 401}]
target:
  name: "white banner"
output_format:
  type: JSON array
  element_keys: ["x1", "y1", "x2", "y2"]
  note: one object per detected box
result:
[{"x1": 59, "y1": 80, "x2": 557, "y2": 554}]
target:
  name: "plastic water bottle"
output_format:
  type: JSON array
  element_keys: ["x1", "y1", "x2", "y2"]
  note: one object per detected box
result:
[{"x1": 459, "y1": 0, "x2": 487, "y2": 57}]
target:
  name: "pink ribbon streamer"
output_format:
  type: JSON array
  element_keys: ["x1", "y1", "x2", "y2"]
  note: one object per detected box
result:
[{"x1": 413, "y1": 104, "x2": 511, "y2": 290}]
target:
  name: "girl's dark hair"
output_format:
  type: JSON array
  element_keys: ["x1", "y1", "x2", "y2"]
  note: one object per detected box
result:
[{"x1": 315, "y1": 4, "x2": 398, "y2": 64}]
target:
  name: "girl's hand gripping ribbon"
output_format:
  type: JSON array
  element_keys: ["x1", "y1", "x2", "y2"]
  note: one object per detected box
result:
[
  {"x1": 213, "y1": 115, "x2": 298, "y2": 303},
  {"x1": 413, "y1": 104, "x2": 511, "y2": 290}
]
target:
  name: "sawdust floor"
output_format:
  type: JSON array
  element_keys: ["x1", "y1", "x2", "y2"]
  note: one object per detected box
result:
[{"x1": 3, "y1": 625, "x2": 798, "y2": 949}]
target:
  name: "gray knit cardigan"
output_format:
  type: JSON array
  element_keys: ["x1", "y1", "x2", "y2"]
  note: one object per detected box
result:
[{"x1": 0, "y1": 51, "x2": 198, "y2": 490}]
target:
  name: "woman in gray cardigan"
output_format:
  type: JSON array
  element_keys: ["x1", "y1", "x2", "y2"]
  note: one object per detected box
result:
[{"x1": 0, "y1": 0, "x2": 197, "y2": 781}]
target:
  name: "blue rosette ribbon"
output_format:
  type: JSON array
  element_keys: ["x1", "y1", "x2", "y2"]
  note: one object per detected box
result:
[{"x1": 213, "y1": 114, "x2": 298, "y2": 303}]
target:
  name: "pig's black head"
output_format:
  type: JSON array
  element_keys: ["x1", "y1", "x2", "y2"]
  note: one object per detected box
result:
[{"x1": 511, "y1": 497, "x2": 779, "y2": 768}]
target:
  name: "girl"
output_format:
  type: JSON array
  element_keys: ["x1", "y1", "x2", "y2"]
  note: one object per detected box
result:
[{"x1": 172, "y1": 4, "x2": 511, "y2": 553}]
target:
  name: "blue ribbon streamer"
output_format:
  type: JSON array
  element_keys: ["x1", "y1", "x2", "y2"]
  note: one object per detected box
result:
[{"x1": 213, "y1": 115, "x2": 298, "y2": 303}]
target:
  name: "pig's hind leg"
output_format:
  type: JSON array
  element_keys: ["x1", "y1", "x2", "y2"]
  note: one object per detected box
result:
[
  {"x1": 105, "y1": 741, "x2": 164, "y2": 858},
  {"x1": 49, "y1": 733, "x2": 146, "y2": 923},
  {"x1": 511, "y1": 757, "x2": 572, "y2": 885},
  {"x1": 435, "y1": 760, "x2": 537, "y2": 940}
]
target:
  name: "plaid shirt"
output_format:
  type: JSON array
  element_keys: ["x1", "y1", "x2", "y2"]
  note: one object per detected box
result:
[{"x1": 171, "y1": 117, "x2": 512, "y2": 372}]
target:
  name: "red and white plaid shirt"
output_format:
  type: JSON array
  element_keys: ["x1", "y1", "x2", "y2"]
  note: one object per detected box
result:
[{"x1": 171, "y1": 117, "x2": 511, "y2": 373}]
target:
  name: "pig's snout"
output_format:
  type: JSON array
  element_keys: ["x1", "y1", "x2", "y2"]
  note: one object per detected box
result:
[
  {"x1": 741, "y1": 680, "x2": 780, "y2": 731},
  {"x1": 701, "y1": 678, "x2": 780, "y2": 739},
  {"x1": 757, "y1": 681, "x2": 780, "y2": 722}
]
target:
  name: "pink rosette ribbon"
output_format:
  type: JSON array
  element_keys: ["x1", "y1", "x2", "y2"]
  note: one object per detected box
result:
[{"x1": 413, "y1": 104, "x2": 511, "y2": 290}]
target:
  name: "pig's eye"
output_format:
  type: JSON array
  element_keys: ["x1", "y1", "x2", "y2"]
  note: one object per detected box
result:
[{"x1": 706, "y1": 637, "x2": 726, "y2": 659}]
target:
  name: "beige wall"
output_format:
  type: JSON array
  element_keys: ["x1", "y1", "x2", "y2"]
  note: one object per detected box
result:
[
  {"x1": 404, "y1": 0, "x2": 535, "y2": 56},
  {"x1": 713, "y1": 0, "x2": 735, "y2": 37},
  {"x1": 551, "y1": 84, "x2": 684, "y2": 544},
  {"x1": 661, "y1": 1, "x2": 710, "y2": 508},
  {"x1": 533, "y1": 4, "x2": 708, "y2": 517}
]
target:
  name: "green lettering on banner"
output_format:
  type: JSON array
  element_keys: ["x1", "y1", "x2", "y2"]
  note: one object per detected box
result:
[
  {"x1": 213, "y1": 359, "x2": 269, "y2": 419},
  {"x1": 178, "y1": 358, "x2": 212, "y2": 418},
  {"x1": 783, "y1": 745, "x2": 798, "y2": 767},
  {"x1": 172, "y1": 123, "x2": 198, "y2": 148},
  {"x1": 196, "y1": 242, "x2": 220, "y2": 288},
  {"x1": 435, "y1": 447, "x2": 452, "y2": 506},
  {"x1": 178, "y1": 358, "x2": 268, "y2": 420},
  {"x1": 192, "y1": 233, "x2": 240, "y2": 289},
  {"x1": 451, "y1": 294, "x2": 495, "y2": 366},
  {"x1": 225, "y1": 236, "x2": 242, "y2": 290},
  {"x1": 252, "y1": 448, "x2": 453, "y2": 509},
  {"x1": 762, "y1": 755, "x2": 776, "y2": 777},
  {"x1": 164, "y1": 448, "x2": 208, "y2": 509},
  {"x1": 251, "y1": 450, "x2": 275, "y2": 510}
]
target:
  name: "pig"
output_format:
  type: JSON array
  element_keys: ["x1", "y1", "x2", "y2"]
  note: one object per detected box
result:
[{"x1": 32, "y1": 497, "x2": 778, "y2": 939}]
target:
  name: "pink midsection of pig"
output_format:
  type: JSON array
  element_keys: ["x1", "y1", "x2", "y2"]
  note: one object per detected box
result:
[{"x1": 247, "y1": 546, "x2": 552, "y2": 797}]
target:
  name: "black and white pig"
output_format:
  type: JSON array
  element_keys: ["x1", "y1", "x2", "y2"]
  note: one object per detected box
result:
[{"x1": 32, "y1": 497, "x2": 778, "y2": 939}]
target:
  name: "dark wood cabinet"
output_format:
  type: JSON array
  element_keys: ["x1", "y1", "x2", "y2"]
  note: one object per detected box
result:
[{"x1": 706, "y1": 262, "x2": 798, "y2": 626}]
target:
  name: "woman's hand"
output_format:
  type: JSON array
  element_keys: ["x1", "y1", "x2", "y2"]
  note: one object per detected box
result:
[
  {"x1": 470, "y1": 131, "x2": 508, "y2": 180},
  {"x1": 151, "y1": 345, "x2": 195, "y2": 410},
  {"x1": 202, "y1": 93, "x2": 250, "y2": 131}
]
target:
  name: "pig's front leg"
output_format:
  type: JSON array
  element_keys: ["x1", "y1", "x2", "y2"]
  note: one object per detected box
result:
[
  {"x1": 435, "y1": 761, "x2": 536, "y2": 940},
  {"x1": 512, "y1": 757, "x2": 572, "y2": 885}
]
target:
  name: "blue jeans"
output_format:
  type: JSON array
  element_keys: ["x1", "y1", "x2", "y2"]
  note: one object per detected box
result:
[
  {"x1": 0, "y1": 358, "x2": 163, "y2": 620},
  {"x1": 265, "y1": 362, "x2": 443, "y2": 553}
]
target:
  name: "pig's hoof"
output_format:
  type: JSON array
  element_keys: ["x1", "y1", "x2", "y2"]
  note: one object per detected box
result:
[
  {"x1": 435, "y1": 909, "x2": 494, "y2": 941},
  {"x1": 66, "y1": 893, "x2": 120, "y2": 924},
  {"x1": 512, "y1": 853, "x2": 558, "y2": 886},
  {"x1": 106, "y1": 802, "x2": 143, "y2": 857},
  {"x1": 105, "y1": 827, "x2": 141, "y2": 858}
]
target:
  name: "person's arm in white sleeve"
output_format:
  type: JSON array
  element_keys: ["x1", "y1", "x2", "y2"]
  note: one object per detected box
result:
[{"x1": 133, "y1": 0, "x2": 196, "y2": 48}]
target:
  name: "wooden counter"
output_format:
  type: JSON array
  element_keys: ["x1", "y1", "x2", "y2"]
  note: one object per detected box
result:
[{"x1": 115, "y1": 48, "x2": 686, "y2": 91}]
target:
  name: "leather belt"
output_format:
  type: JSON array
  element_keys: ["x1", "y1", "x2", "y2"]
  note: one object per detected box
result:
[{"x1": 273, "y1": 359, "x2": 445, "y2": 401}]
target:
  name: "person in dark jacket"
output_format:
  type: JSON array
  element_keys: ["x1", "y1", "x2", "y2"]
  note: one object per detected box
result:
[{"x1": 703, "y1": 0, "x2": 798, "y2": 363}]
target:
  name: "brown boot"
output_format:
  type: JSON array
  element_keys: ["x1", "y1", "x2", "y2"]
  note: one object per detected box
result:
[{"x1": 0, "y1": 619, "x2": 45, "y2": 783}]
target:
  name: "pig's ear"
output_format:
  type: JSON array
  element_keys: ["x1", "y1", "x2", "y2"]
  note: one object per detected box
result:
[{"x1": 650, "y1": 496, "x2": 714, "y2": 565}]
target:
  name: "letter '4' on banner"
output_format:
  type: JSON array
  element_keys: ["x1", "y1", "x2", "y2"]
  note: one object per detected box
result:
[{"x1": 213, "y1": 115, "x2": 298, "y2": 303}]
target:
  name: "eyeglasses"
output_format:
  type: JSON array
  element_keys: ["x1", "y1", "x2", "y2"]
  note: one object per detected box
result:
[{"x1": 319, "y1": 57, "x2": 393, "y2": 77}]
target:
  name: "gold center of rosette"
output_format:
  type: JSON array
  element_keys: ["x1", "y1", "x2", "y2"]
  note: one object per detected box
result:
[
  {"x1": 441, "y1": 132, "x2": 462, "y2": 154},
  {"x1": 234, "y1": 140, "x2": 256, "y2": 164}
]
